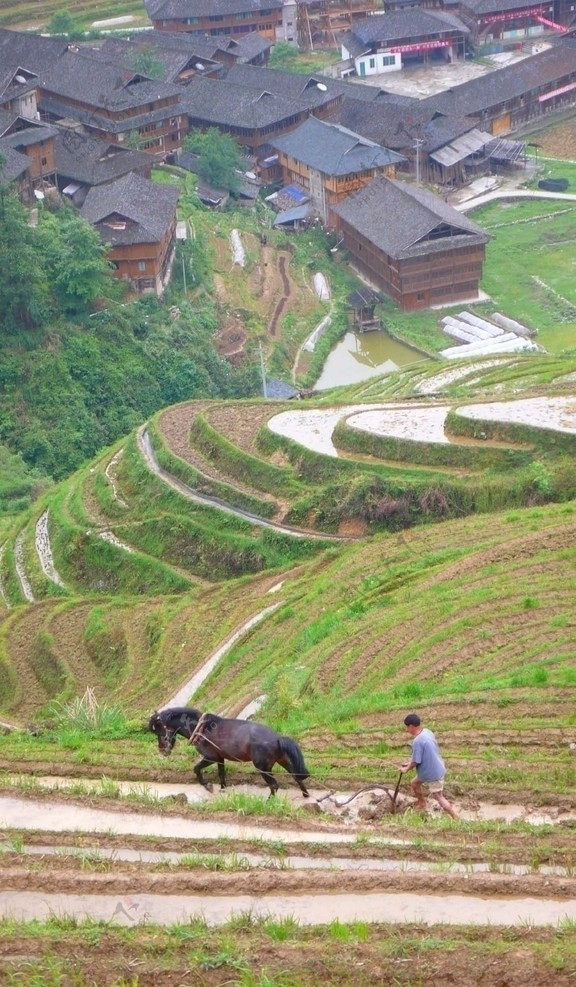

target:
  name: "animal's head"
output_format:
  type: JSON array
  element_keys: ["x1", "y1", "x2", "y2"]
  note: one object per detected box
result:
[{"x1": 148, "y1": 710, "x2": 177, "y2": 756}]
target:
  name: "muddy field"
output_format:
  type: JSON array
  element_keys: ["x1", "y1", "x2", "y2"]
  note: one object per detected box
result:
[
  {"x1": 1, "y1": 781, "x2": 576, "y2": 985},
  {"x1": 1, "y1": 920, "x2": 573, "y2": 987}
]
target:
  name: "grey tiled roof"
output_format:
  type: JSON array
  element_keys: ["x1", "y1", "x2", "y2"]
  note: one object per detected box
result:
[
  {"x1": 98, "y1": 38, "x2": 196, "y2": 82},
  {"x1": 225, "y1": 31, "x2": 272, "y2": 62},
  {"x1": 0, "y1": 67, "x2": 38, "y2": 102},
  {"x1": 332, "y1": 175, "x2": 489, "y2": 259},
  {"x1": 224, "y1": 63, "x2": 346, "y2": 108},
  {"x1": 80, "y1": 171, "x2": 179, "y2": 244},
  {"x1": 0, "y1": 107, "x2": 18, "y2": 136},
  {"x1": 424, "y1": 40, "x2": 576, "y2": 116},
  {"x1": 39, "y1": 50, "x2": 183, "y2": 110},
  {"x1": 146, "y1": 0, "x2": 282, "y2": 18},
  {"x1": 2, "y1": 123, "x2": 58, "y2": 149},
  {"x1": 54, "y1": 131, "x2": 151, "y2": 184},
  {"x1": 40, "y1": 93, "x2": 189, "y2": 134},
  {"x1": 164, "y1": 30, "x2": 272, "y2": 61},
  {"x1": 462, "y1": 0, "x2": 547, "y2": 13},
  {"x1": 0, "y1": 28, "x2": 67, "y2": 76},
  {"x1": 0, "y1": 141, "x2": 28, "y2": 182},
  {"x1": 349, "y1": 8, "x2": 469, "y2": 44},
  {"x1": 337, "y1": 30, "x2": 371, "y2": 59},
  {"x1": 334, "y1": 91, "x2": 478, "y2": 155},
  {"x1": 270, "y1": 116, "x2": 405, "y2": 174},
  {"x1": 181, "y1": 75, "x2": 310, "y2": 128}
]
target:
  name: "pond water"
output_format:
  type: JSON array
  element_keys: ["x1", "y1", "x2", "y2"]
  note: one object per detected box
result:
[{"x1": 314, "y1": 330, "x2": 429, "y2": 391}]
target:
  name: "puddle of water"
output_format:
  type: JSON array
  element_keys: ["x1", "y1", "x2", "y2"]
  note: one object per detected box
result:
[
  {"x1": 315, "y1": 331, "x2": 428, "y2": 391},
  {"x1": 1, "y1": 889, "x2": 574, "y2": 927},
  {"x1": 4, "y1": 844, "x2": 570, "y2": 878},
  {"x1": 0, "y1": 795, "x2": 367, "y2": 845},
  {"x1": 4, "y1": 782, "x2": 575, "y2": 830}
]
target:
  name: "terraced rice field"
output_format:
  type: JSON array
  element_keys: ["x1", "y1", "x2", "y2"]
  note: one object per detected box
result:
[{"x1": 1, "y1": 356, "x2": 575, "y2": 984}]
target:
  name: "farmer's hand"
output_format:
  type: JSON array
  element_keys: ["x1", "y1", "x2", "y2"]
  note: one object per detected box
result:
[{"x1": 400, "y1": 763, "x2": 412, "y2": 773}]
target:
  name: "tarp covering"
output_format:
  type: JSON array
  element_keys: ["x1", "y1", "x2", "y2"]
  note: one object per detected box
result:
[
  {"x1": 483, "y1": 137, "x2": 526, "y2": 162},
  {"x1": 279, "y1": 184, "x2": 309, "y2": 203}
]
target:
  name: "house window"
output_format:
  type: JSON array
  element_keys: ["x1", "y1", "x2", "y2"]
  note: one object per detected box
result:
[
  {"x1": 369, "y1": 57, "x2": 375, "y2": 69},
  {"x1": 138, "y1": 261, "x2": 147, "y2": 271},
  {"x1": 41, "y1": 157, "x2": 47, "y2": 165},
  {"x1": 382, "y1": 55, "x2": 395, "y2": 66}
]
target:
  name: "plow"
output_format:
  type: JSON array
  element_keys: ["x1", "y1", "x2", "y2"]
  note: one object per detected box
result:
[{"x1": 317, "y1": 771, "x2": 404, "y2": 814}]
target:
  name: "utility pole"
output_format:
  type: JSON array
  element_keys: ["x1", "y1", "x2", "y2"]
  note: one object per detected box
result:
[
  {"x1": 182, "y1": 253, "x2": 187, "y2": 294},
  {"x1": 414, "y1": 138, "x2": 424, "y2": 185},
  {"x1": 259, "y1": 341, "x2": 267, "y2": 398}
]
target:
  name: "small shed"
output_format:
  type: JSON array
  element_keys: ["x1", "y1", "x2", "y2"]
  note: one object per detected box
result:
[
  {"x1": 347, "y1": 287, "x2": 384, "y2": 332},
  {"x1": 264, "y1": 378, "x2": 300, "y2": 399},
  {"x1": 273, "y1": 204, "x2": 310, "y2": 230}
]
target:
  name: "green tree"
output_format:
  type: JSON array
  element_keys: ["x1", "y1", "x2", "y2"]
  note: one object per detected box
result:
[
  {"x1": 184, "y1": 128, "x2": 244, "y2": 194},
  {"x1": 269, "y1": 41, "x2": 299, "y2": 69},
  {"x1": 47, "y1": 9, "x2": 76, "y2": 35},
  {"x1": 0, "y1": 442, "x2": 51, "y2": 514},
  {"x1": 130, "y1": 46, "x2": 165, "y2": 80},
  {"x1": 0, "y1": 193, "x2": 51, "y2": 331},
  {"x1": 36, "y1": 206, "x2": 114, "y2": 316}
]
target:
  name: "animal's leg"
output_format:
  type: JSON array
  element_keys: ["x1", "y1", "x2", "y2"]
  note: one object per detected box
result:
[
  {"x1": 262, "y1": 771, "x2": 279, "y2": 797},
  {"x1": 294, "y1": 775, "x2": 309, "y2": 797},
  {"x1": 217, "y1": 759, "x2": 226, "y2": 790},
  {"x1": 277, "y1": 752, "x2": 310, "y2": 797},
  {"x1": 255, "y1": 763, "x2": 279, "y2": 798},
  {"x1": 194, "y1": 757, "x2": 216, "y2": 789}
]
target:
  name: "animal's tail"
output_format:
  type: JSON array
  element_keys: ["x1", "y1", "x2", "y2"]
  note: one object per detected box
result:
[{"x1": 280, "y1": 736, "x2": 309, "y2": 780}]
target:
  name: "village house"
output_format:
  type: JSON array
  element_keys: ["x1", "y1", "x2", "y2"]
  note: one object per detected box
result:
[
  {"x1": 53, "y1": 131, "x2": 152, "y2": 207},
  {"x1": 270, "y1": 115, "x2": 405, "y2": 225},
  {"x1": 332, "y1": 175, "x2": 490, "y2": 311},
  {"x1": 457, "y1": 0, "x2": 572, "y2": 50},
  {"x1": 383, "y1": 0, "x2": 574, "y2": 41},
  {"x1": 38, "y1": 48, "x2": 189, "y2": 155},
  {"x1": 79, "y1": 171, "x2": 179, "y2": 296},
  {"x1": 138, "y1": 29, "x2": 273, "y2": 69},
  {"x1": 0, "y1": 29, "x2": 67, "y2": 121},
  {"x1": 0, "y1": 113, "x2": 59, "y2": 202},
  {"x1": 96, "y1": 36, "x2": 223, "y2": 84},
  {"x1": 144, "y1": 0, "x2": 284, "y2": 43},
  {"x1": 339, "y1": 8, "x2": 470, "y2": 77},
  {"x1": 423, "y1": 35, "x2": 576, "y2": 134},
  {"x1": 180, "y1": 65, "x2": 343, "y2": 172}
]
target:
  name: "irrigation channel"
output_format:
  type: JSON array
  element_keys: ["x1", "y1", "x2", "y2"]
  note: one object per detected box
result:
[{"x1": 1, "y1": 790, "x2": 576, "y2": 928}]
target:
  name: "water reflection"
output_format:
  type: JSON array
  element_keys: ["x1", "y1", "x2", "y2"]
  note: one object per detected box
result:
[{"x1": 315, "y1": 330, "x2": 429, "y2": 390}]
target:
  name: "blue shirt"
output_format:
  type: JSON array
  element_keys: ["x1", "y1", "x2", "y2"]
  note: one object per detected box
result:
[{"x1": 411, "y1": 728, "x2": 446, "y2": 782}]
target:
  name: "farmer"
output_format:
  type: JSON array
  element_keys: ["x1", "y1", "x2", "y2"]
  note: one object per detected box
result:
[{"x1": 400, "y1": 713, "x2": 458, "y2": 819}]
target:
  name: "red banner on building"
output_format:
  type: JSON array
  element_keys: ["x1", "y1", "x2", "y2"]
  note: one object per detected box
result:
[
  {"x1": 483, "y1": 5, "x2": 552, "y2": 22},
  {"x1": 389, "y1": 39, "x2": 452, "y2": 53},
  {"x1": 535, "y1": 13, "x2": 568, "y2": 30},
  {"x1": 538, "y1": 81, "x2": 576, "y2": 102}
]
